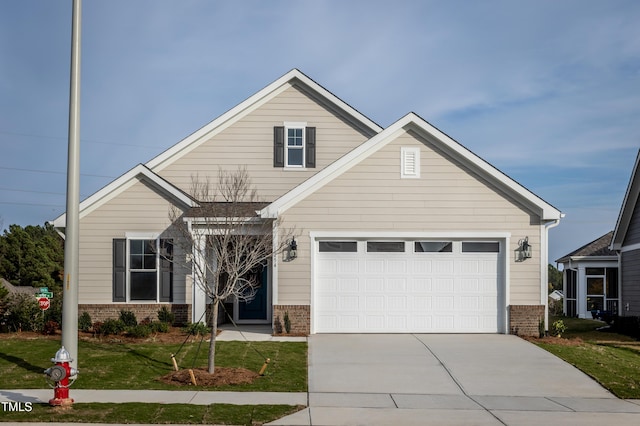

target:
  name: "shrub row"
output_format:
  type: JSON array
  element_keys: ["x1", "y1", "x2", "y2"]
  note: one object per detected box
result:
[{"x1": 78, "y1": 309, "x2": 174, "y2": 338}]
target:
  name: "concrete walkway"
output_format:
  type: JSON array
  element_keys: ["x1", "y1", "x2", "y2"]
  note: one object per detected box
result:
[{"x1": 3, "y1": 329, "x2": 640, "y2": 425}]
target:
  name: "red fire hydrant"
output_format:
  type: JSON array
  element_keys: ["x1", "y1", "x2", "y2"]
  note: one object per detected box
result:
[{"x1": 44, "y1": 346, "x2": 78, "y2": 407}]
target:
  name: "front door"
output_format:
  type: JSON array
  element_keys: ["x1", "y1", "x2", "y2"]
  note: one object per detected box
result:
[{"x1": 237, "y1": 265, "x2": 269, "y2": 322}]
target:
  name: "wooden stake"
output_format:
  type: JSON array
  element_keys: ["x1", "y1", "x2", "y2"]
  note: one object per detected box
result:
[
  {"x1": 170, "y1": 354, "x2": 179, "y2": 372},
  {"x1": 188, "y1": 369, "x2": 197, "y2": 386},
  {"x1": 259, "y1": 358, "x2": 271, "y2": 376}
]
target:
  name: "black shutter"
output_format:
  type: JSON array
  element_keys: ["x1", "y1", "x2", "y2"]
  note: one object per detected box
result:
[
  {"x1": 113, "y1": 239, "x2": 126, "y2": 302},
  {"x1": 159, "y1": 239, "x2": 173, "y2": 302},
  {"x1": 273, "y1": 126, "x2": 284, "y2": 167},
  {"x1": 305, "y1": 126, "x2": 316, "y2": 168}
]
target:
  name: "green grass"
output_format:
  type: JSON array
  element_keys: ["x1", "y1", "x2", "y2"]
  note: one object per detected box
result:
[
  {"x1": 0, "y1": 337, "x2": 307, "y2": 392},
  {"x1": 535, "y1": 316, "x2": 640, "y2": 398},
  {"x1": 0, "y1": 402, "x2": 304, "y2": 425}
]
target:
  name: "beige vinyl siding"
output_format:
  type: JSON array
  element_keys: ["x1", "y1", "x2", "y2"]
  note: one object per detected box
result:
[
  {"x1": 278, "y1": 129, "x2": 542, "y2": 305},
  {"x1": 157, "y1": 84, "x2": 372, "y2": 200},
  {"x1": 78, "y1": 179, "x2": 188, "y2": 304}
]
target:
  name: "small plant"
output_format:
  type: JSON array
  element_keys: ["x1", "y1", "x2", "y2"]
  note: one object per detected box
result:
[
  {"x1": 78, "y1": 311, "x2": 92, "y2": 332},
  {"x1": 148, "y1": 320, "x2": 169, "y2": 333},
  {"x1": 100, "y1": 318, "x2": 126, "y2": 336},
  {"x1": 119, "y1": 310, "x2": 138, "y2": 327},
  {"x1": 283, "y1": 311, "x2": 291, "y2": 334},
  {"x1": 127, "y1": 324, "x2": 152, "y2": 338},
  {"x1": 157, "y1": 306, "x2": 175, "y2": 325},
  {"x1": 42, "y1": 320, "x2": 59, "y2": 335},
  {"x1": 552, "y1": 319, "x2": 567, "y2": 338},
  {"x1": 181, "y1": 321, "x2": 210, "y2": 336}
]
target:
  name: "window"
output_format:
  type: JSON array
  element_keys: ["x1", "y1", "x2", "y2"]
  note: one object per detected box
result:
[
  {"x1": 273, "y1": 125, "x2": 316, "y2": 168},
  {"x1": 113, "y1": 238, "x2": 172, "y2": 302},
  {"x1": 287, "y1": 127, "x2": 304, "y2": 167},
  {"x1": 367, "y1": 241, "x2": 405, "y2": 253},
  {"x1": 415, "y1": 241, "x2": 452, "y2": 252},
  {"x1": 319, "y1": 241, "x2": 358, "y2": 252},
  {"x1": 462, "y1": 242, "x2": 500, "y2": 252}
]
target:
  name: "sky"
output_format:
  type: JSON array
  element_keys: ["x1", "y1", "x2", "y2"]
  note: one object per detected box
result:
[{"x1": 0, "y1": 0, "x2": 639, "y2": 265}]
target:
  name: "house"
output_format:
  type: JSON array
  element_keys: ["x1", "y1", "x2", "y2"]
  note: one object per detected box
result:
[
  {"x1": 51, "y1": 69, "x2": 562, "y2": 336},
  {"x1": 556, "y1": 231, "x2": 619, "y2": 318},
  {"x1": 611, "y1": 150, "x2": 640, "y2": 317}
]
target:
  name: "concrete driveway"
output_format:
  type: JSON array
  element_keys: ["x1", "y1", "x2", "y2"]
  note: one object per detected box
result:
[{"x1": 270, "y1": 334, "x2": 640, "y2": 426}]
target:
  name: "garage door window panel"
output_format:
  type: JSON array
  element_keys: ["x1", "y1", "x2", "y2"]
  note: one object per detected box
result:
[
  {"x1": 319, "y1": 241, "x2": 357, "y2": 252},
  {"x1": 415, "y1": 241, "x2": 453, "y2": 253},
  {"x1": 367, "y1": 241, "x2": 405, "y2": 252},
  {"x1": 462, "y1": 242, "x2": 500, "y2": 253}
]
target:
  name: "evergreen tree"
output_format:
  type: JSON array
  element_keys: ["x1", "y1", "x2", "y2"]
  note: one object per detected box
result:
[{"x1": 0, "y1": 223, "x2": 64, "y2": 287}]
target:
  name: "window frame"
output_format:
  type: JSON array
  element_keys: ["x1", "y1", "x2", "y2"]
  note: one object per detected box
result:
[
  {"x1": 284, "y1": 122, "x2": 306, "y2": 168},
  {"x1": 113, "y1": 235, "x2": 172, "y2": 303}
]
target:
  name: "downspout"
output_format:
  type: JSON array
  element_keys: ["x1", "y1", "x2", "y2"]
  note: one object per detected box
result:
[{"x1": 543, "y1": 215, "x2": 563, "y2": 332}]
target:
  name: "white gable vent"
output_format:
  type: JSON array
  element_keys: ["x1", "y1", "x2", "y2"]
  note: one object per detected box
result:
[{"x1": 401, "y1": 147, "x2": 420, "y2": 178}]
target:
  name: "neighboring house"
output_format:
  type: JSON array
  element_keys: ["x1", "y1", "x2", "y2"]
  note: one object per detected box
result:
[
  {"x1": 611, "y1": 150, "x2": 640, "y2": 317},
  {"x1": 548, "y1": 290, "x2": 563, "y2": 302},
  {"x1": 0, "y1": 278, "x2": 36, "y2": 296},
  {"x1": 556, "y1": 231, "x2": 619, "y2": 318},
  {"x1": 51, "y1": 69, "x2": 563, "y2": 336}
]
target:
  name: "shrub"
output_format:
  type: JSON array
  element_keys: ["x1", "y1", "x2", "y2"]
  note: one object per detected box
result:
[
  {"x1": 552, "y1": 319, "x2": 566, "y2": 337},
  {"x1": 612, "y1": 316, "x2": 640, "y2": 339},
  {"x1": 119, "y1": 310, "x2": 137, "y2": 327},
  {"x1": 157, "y1": 306, "x2": 175, "y2": 325},
  {"x1": 42, "y1": 320, "x2": 59, "y2": 335},
  {"x1": 3, "y1": 293, "x2": 43, "y2": 332},
  {"x1": 78, "y1": 311, "x2": 92, "y2": 332},
  {"x1": 284, "y1": 311, "x2": 291, "y2": 334},
  {"x1": 150, "y1": 321, "x2": 169, "y2": 333},
  {"x1": 182, "y1": 321, "x2": 210, "y2": 336},
  {"x1": 100, "y1": 318, "x2": 126, "y2": 336},
  {"x1": 127, "y1": 324, "x2": 151, "y2": 338}
]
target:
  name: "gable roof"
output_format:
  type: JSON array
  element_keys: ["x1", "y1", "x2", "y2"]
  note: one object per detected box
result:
[
  {"x1": 556, "y1": 231, "x2": 616, "y2": 263},
  {"x1": 51, "y1": 164, "x2": 197, "y2": 228},
  {"x1": 260, "y1": 112, "x2": 563, "y2": 221},
  {"x1": 145, "y1": 68, "x2": 383, "y2": 173},
  {"x1": 611, "y1": 149, "x2": 640, "y2": 250}
]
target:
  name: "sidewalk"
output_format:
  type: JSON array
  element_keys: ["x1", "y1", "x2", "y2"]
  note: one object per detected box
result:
[{"x1": 0, "y1": 388, "x2": 307, "y2": 406}]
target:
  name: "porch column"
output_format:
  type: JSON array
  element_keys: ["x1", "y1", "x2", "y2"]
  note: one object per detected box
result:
[
  {"x1": 577, "y1": 266, "x2": 587, "y2": 318},
  {"x1": 192, "y1": 234, "x2": 207, "y2": 323}
]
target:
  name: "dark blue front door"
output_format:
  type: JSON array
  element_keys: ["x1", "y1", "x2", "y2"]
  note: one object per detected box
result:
[{"x1": 238, "y1": 266, "x2": 268, "y2": 320}]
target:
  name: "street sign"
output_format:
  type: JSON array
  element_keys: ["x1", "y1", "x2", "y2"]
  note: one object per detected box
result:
[
  {"x1": 39, "y1": 287, "x2": 49, "y2": 293},
  {"x1": 36, "y1": 292, "x2": 54, "y2": 299},
  {"x1": 38, "y1": 297, "x2": 51, "y2": 311}
]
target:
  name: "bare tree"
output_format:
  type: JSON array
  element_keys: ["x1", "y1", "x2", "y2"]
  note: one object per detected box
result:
[{"x1": 169, "y1": 167, "x2": 295, "y2": 373}]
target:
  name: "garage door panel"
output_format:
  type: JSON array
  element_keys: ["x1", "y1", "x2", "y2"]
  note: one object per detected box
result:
[{"x1": 315, "y1": 239, "x2": 503, "y2": 333}]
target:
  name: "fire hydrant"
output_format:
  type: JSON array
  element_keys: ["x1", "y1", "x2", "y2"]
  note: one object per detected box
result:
[{"x1": 44, "y1": 346, "x2": 78, "y2": 407}]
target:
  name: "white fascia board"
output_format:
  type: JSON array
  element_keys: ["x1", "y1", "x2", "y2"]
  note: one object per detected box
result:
[
  {"x1": 611, "y1": 150, "x2": 640, "y2": 250},
  {"x1": 51, "y1": 164, "x2": 196, "y2": 229},
  {"x1": 146, "y1": 69, "x2": 382, "y2": 172}
]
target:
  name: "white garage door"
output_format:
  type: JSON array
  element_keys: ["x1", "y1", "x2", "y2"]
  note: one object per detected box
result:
[{"x1": 315, "y1": 240, "x2": 504, "y2": 333}]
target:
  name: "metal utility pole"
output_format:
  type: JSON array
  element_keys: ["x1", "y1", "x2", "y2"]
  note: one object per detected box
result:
[{"x1": 62, "y1": 0, "x2": 82, "y2": 371}]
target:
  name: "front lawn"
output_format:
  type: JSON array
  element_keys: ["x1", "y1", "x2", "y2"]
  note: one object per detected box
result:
[
  {"x1": 534, "y1": 316, "x2": 640, "y2": 398},
  {"x1": 0, "y1": 337, "x2": 307, "y2": 392}
]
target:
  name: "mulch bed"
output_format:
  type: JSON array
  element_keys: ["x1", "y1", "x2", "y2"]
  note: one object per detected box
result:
[
  {"x1": 524, "y1": 335, "x2": 584, "y2": 346},
  {"x1": 159, "y1": 367, "x2": 259, "y2": 387}
]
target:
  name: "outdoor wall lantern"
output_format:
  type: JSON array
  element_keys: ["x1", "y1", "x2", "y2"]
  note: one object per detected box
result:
[
  {"x1": 516, "y1": 237, "x2": 532, "y2": 262},
  {"x1": 284, "y1": 237, "x2": 297, "y2": 262}
]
